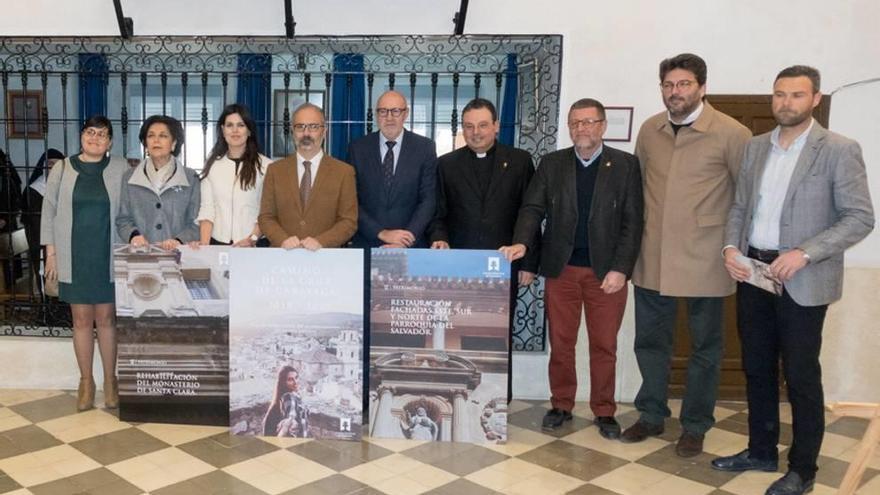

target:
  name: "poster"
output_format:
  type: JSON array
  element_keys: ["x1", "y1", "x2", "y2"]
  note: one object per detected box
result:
[
  {"x1": 114, "y1": 244, "x2": 230, "y2": 425},
  {"x1": 369, "y1": 248, "x2": 510, "y2": 444},
  {"x1": 229, "y1": 248, "x2": 363, "y2": 440}
]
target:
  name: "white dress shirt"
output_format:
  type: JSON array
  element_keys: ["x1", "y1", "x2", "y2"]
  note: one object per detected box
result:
[
  {"x1": 197, "y1": 153, "x2": 269, "y2": 243},
  {"x1": 379, "y1": 130, "x2": 404, "y2": 173},
  {"x1": 749, "y1": 119, "x2": 814, "y2": 250},
  {"x1": 297, "y1": 150, "x2": 323, "y2": 188}
]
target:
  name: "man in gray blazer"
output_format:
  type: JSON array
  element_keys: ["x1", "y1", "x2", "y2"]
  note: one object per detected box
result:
[{"x1": 714, "y1": 66, "x2": 874, "y2": 495}]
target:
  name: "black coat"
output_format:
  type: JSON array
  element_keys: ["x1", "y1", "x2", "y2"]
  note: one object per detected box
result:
[
  {"x1": 512, "y1": 145, "x2": 643, "y2": 279},
  {"x1": 430, "y1": 143, "x2": 538, "y2": 272}
]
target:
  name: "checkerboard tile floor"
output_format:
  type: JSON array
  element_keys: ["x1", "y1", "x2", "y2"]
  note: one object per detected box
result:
[{"x1": 1, "y1": 390, "x2": 878, "y2": 494}]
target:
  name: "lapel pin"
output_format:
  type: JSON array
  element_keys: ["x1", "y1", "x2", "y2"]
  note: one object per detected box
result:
[
  {"x1": 605, "y1": 161, "x2": 611, "y2": 167},
  {"x1": 502, "y1": 162, "x2": 508, "y2": 169}
]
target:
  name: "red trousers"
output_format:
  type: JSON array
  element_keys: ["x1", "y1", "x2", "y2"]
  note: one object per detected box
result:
[{"x1": 546, "y1": 265, "x2": 627, "y2": 416}]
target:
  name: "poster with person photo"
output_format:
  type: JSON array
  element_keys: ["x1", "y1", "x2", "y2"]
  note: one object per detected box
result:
[
  {"x1": 229, "y1": 248, "x2": 363, "y2": 440},
  {"x1": 368, "y1": 248, "x2": 510, "y2": 444}
]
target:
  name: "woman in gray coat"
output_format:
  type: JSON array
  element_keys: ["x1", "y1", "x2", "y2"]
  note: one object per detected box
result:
[
  {"x1": 41, "y1": 115, "x2": 129, "y2": 412},
  {"x1": 116, "y1": 115, "x2": 200, "y2": 250}
]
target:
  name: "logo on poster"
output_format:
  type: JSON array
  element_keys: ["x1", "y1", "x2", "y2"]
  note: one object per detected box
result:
[{"x1": 487, "y1": 257, "x2": 501, "y2": 272}]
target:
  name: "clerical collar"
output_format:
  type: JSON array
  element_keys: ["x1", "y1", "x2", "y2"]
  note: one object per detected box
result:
[
  {"x1": 575, "y1": 144, "x2": 603, "y2": 167},
  {"x1": 470, "y1": 144, "x2": 496, "y2": 159},
  {"x1": 668, "y1": 101, "x2": 704, "y2": 126}
]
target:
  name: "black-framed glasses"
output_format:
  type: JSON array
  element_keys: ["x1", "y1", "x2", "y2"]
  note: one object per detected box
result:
[
  {"x1": 376, "y1": 107, "x2": 407, "y2": 117},
  {"x1": 661, "y1": 80, "x2": 698, "y2": 91},
  {"x1": 568, "y1": 118, "x2": 605, "y2": 129},
  {"x1": 293, "y1": 123, "x2": 324, "y2": 132}
]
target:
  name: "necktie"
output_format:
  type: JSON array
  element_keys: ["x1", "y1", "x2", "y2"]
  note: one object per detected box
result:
[
  {"x1": 300, "y1": 160, "x2": 312, "y2": 207},
  {"x1": 383, "y1": 140, "x2": 396, "y2": 190}
]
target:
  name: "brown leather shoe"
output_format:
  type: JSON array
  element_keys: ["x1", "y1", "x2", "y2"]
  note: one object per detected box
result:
[
  {"x1": 104, "y1": 376, "x2": 119, "y2": 409},
  {"x1": 620, "y1": 420, "x2": 664, "y2": 443},
  {"x1": 77, "y1": 377, "x2": 95, "y2": 412},
  {"x1": 676, "y1": 431, "x2": 705, "y2": 457}
]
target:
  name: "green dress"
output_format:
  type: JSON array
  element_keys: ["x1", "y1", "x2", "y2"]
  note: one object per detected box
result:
[{"x1": 59, "y1": 155, "x2": 115, "y2": 304}]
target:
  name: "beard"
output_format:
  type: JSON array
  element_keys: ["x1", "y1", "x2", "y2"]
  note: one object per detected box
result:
[
  {"x1": 664, "y1": 95, "x2": 700, "y2": 120},
  {"x1": 296, "y1": 136, "x2": 314, "y2": 147},
  {"x1": 774, "y1": 108, "x2": 812, "y2": 127}
]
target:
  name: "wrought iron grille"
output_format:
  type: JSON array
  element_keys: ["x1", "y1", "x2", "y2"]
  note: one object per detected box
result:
[{"x1": 0, "y1": 35, "x2": 560, "y2": 350}]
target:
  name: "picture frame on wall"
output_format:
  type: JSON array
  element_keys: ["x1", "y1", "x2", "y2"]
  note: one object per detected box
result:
[
  {"x1": 272, "y1": 89, "x2": 326, "y2": 158},
  {"x1": 6, "y1": 90, "x2": 45, "y2": 139},
  {"x1": 603, "y1": 106, "x2": 634, "y2": 142}
]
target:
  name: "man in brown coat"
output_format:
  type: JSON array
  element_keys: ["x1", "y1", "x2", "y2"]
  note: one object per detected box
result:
[
  {"x1": 259, "y1": 103, "x2": 357, "y2": 249},
  {"x1": 620, "y1": 53, "x2": 751, "y2": 457}
]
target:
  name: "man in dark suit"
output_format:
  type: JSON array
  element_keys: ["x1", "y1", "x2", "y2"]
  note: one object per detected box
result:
[
  {"x1": 713, "y1": 66, "x2": 874, "y2": 495},
  {"x1": 429, "y1": 98, "x2": 538, "y2": 280},
  {"x1": 429, "y1": 97, "x2": 538, "y2": 402},
  {"x1": 347, "y1": 90, "x2": 437, "y2": 248},
  {"x1": 500, "y1": 98, "x2": 643, "y2": 438},
  {"x1": 259, "y1": 103, "x2": 357, "y2": 250}
]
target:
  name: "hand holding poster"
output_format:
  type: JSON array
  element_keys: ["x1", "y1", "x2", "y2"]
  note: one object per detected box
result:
[{"x1": 229, "y1": 248, "x2": 363, "y2": 440}]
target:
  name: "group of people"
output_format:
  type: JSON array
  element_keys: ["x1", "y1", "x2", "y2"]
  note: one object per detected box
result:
[{"x1": 31, "y1": 49, "x2": 874, "y2": 495}]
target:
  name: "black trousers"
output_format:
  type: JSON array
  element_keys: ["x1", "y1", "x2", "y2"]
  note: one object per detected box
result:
[{"x1": 736, "y1": 281, "x2": 828, "y2": 480}]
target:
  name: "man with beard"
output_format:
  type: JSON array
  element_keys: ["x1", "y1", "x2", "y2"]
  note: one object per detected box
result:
[
  {"x1": 621, "y1": 53, "x2": 752, "y2": 457},
  {"x1": 500, "y1": 98, "x2": 643, "y2": 437},
  {"x1": 712, "y1": 66, "x2": 874, "y2": 495},
  {"x1": 259, "y1": 103, "x2": 357, "y2": 249}
]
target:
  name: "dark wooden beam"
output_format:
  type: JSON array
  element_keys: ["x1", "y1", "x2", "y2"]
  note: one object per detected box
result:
[
  {"x1": 112, "y1": 0, "x2": 133, "y2": 39},
  {"x1": 453, "y1": 0, "x2": 469, "y2": 35},
  {"x1": 284, "y1": 0, "x2": 296, "y2": 38}
]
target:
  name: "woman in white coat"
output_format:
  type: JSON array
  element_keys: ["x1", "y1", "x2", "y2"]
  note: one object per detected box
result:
[{"x1": 197, "y1": 104, "x2": 269, "y2": 246}]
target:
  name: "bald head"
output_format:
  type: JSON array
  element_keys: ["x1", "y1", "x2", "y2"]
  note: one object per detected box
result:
[{"x1": 376, "y1": 91, "x2": 409, "y2": 140}]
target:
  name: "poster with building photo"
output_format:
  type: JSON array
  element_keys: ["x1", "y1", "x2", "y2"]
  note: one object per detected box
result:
[
  {"x1": 114, "y1": 244, "x2": 230, "y2": 425},
  {"x1": 369, "y1": 248, "x2": 510, "y2": 444},
  {"x1": 229, "y1": 248, "x2": 363, "y2": 440}
]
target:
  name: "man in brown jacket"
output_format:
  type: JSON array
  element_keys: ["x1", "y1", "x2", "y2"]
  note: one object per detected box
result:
[
  {"x1": 258, "y1": 103, "x2": 357, "y2": 249},
  {"x1": 620, "y1": 53, "x2": 751, "y2": 457}
]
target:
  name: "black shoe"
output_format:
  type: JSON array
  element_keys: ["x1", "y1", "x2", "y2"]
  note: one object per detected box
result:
[
  {"x1": 765, "y1": 471, "x2": 814, "y2": 495},
  {"x1": 620, "y1": 420, "x2": 664, "y2": 443},
  {"x1": 541, "y1": 408, "x2": 572, "y2": 430},
  {"x1": 594, "y1": 416, "x2": 621, "y2": 439},
  {"x1": 711, "y1": 449, "x2": 778, "y2": 472}
]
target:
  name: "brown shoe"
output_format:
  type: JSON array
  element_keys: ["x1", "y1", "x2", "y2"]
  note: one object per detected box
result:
[
  {"x1": 676, "y1": 431, "x2": 705, "y2": 457},
  {"x1": 104, "y1": 376, "x2": 119, "y2": 409},
  {"x1": 620, "y1": 420, "x2": 664, "y2": 443},
  {"x1": 77, "y1": 377, "x2": 95, "y2": 412}
]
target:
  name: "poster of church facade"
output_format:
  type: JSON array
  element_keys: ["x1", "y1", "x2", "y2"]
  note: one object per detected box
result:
[
  {"x1": 229, "y1": 249, "x2": 363, "y2": 440},
  {"x1": 369, "y1": 249, "x2": 510, "y2": 444},
  {"x1": 114, "y1": 244, "x2": 230, "y2": 425}
]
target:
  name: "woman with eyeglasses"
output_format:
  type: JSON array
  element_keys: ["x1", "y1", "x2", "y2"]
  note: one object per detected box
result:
[
  {"x1": 41, "y1": 116, "x2": 129, "y2": 411},
  {"x1": 197, "y1": 104, "x2": 269, "y2": 247},
  {"x1": 116, "y1": 115, "x2": 200, "y2": 251}
]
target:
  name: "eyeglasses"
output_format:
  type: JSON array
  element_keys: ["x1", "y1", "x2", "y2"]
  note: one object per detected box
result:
[
  {"x1": 376, "y1": 107, "x2": 407, "y2": 117},
  {"x1": 293, "y1": 123, "x2": 324, "y2": 132},
  {"x1": 661, "y1": 80, "x2": 698, "y2": 91},
  {"x1": 568, "y1": 118, "x2": 605, "y2": 129},
  {"x1": 83, "y1": 128, "x2": 110, "y2": 140}
]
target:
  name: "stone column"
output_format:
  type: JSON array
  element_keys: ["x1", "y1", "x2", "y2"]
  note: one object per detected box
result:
[
  {"x1": 452, "y1": 390, "x2": 469, "y2": 442},
  {"x1": 371, "y1": 386, "x2": 398, "y2": 437},
  {"x1": 440, "y1": 415, "x2": 453, "y2": 441}
]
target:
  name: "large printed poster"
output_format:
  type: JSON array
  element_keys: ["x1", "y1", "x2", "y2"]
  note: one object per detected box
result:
[
  {"x1": 229, "y1": 248, "x2": 363, "y2": 440},
  {"x1": 114, "y1": 244, "x2": 230, "y2": 425},
  {"x1": 369, "y1": 249, "x2": 510, "y2": 444}
]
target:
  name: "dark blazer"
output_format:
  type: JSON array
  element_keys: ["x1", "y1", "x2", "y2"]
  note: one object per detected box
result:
[
  {"x1": 512, "y1": 145, "x2": 644, "y2": 280},
  {"x1": 430, "y1": 142, "x2": 538, "y2": 272},
  {"x1": 258, "y1": 154, "x2": 358, "y2": 248},
  {"x1": 347, "y1": 130, "x2": 437, "y2": 247}
]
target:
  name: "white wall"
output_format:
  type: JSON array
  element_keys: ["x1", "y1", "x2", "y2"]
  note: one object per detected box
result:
[{"x1": 2, "y1": 0, "x2": 879, "y2": 403}]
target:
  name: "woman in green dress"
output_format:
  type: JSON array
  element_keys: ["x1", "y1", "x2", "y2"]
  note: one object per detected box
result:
[{"x1": 41, "y1": 116, "x2": 129, "y2": 412}]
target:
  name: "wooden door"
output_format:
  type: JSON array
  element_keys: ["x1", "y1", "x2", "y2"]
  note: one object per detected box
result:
[{"x1": 667, "y1": 94, "x2": 831, "y2": 400}]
